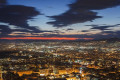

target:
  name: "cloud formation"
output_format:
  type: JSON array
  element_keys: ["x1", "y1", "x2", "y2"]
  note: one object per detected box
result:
[
  {"x1": 66, "y1": 28, "x2": 74, "y2": 31},
  {"x1": 86, "y1": 24, "x2": 120, "y2": 31},
  {"x1": 90, "y1": 25, "x2": 112, "y2": 30},
  {"x1": 0, "y1": 0, "x2": 7, "y2": 6},
  {"x1": 0, "y1": 0, "x2": 47, "y2": 36},
  {"x1": 81, "y1": 30, "x2": 90, "y2": 32},
  {"x1": 0, "y1": 5, "x2": 41, "y2": 31},
  {"x1": 47, "y1": 0, "x2": 120, "y2": 27},
  {"x1": 0, "y1": 25, "x2": 12, "y2": 36}
]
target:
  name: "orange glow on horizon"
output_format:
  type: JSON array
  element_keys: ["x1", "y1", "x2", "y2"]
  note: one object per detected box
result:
[{"x1": 0, "y1": 37, "x2": 93, "y2": 40}]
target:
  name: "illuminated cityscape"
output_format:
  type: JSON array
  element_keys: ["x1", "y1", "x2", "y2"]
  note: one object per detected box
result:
[{"x1": 0, "y1": 40, "x2": 120, "y2": 80}]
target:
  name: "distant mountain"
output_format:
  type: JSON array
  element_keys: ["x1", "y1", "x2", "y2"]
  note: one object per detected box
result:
[{"x1": 93, "y1": 38, "x2": 120, "y2": 42}]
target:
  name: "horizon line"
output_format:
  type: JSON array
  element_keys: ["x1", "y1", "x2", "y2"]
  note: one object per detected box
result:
[{"x1": 0, "y1": 37, "x2": 94, "y2": 40}]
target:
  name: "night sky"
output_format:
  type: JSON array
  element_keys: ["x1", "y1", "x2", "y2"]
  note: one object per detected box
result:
[{"x1": 0, "y1": 0, "x2": 120, "y2": 40}]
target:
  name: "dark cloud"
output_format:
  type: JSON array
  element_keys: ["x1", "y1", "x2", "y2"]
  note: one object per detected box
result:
[
  {"x1": 100, "y1": 30, "x2": 120, "y2": 39},
  {"x1": 102, "y1": 31, "x2": 120, "y2": 34},
  {"x1": 0, "y1": 25, "x2": 33, "y2": 37},
  {"x1": 0, "y1": 26, "x2": 54, "y2": 37},
  {"x1": 0, "y1": 3, "x2": 53, "y2": 37},
  {"x1": 69, "y1": 0, "x2": 120, "y2": 10},
  {"x1": 0, "y1": 0, "x2": 7, "y2": 6},
  {"x1": 0, "y1": 0, "x2": 49, "y2": 37},
  {"x1": 0, "y1": 25, "x2": 12, "y2": 36},
  {"x1": 0, "y1": 5, "x2": 41, "y2": 32},
  {"x1": 91, "y1": 26, "x2": 111, "y2": 30},
  {"x1": 12, "y1": 29, "x2": 35, "y2": 33},
  {"x1": 88, "y1": 24, "x2": 120, "y2": 31},
  {"x1": 0, "y1": 25, "x2": 38, "y2": 37},
  {"x1": 51, "y1": 30, "x2": 64, "y2": 34},
  {"x1": 116, "y1": 24, "x2": 120, "y2": 25},
  {"x1": 79, "y1": 24, "x2": 120, "y2": 39},
  {"x1": 42, "y1": 34, "x2": 86, "y2": 38},
  {"x1": 47, "y1": 0, "x2": 120, "y2": 27},
  {"x1": 81, "y1": 30, "x2": 90, "y2": 32},
  {"x1": 43, "y1": 30, "x2": 120, "y2": 39},
  {"x1": 81, "y1": 25, "x2": 112, "y2": 32},
  {"x1": 47, "y1": 10, "x2": 101, "y2": 27},
  {"x1": 66, "y1": 28, "x2": 74, "y2": 31}
]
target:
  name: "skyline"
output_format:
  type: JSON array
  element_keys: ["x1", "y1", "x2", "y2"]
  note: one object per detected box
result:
[{"x1": 0, "y1": 0, "x2": 120, "y2": 40}]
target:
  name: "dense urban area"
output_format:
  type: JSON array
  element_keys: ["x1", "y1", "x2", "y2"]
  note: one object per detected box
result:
[{"x1": 0, "y1": 40, "x2": 120, "y2": 80}]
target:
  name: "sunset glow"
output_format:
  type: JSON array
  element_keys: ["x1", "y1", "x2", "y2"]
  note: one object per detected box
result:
[{"x1": 0, "y1": 37, "x2": 93, "y2": 40}]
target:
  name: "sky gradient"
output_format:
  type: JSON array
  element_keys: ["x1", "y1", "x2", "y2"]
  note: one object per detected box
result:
[{"x1": 0, "y1": 0, "x2": 120, "y2": 40}]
